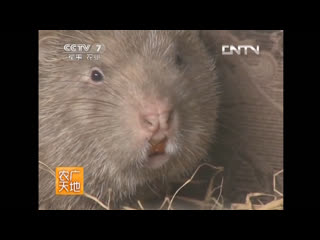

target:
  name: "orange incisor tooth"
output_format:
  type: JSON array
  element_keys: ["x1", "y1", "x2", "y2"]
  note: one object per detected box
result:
[
  {"x1": 154, "y1": 141, "x2": 165, "y2": 153},
  {"x1": 151, "y1": 138, "x2": 167, "y2": 154}
]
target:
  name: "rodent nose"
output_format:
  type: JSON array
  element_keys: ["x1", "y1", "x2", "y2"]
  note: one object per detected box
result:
[{"x1": 140, "y1": 110, "x2": 173, "y2": 134}]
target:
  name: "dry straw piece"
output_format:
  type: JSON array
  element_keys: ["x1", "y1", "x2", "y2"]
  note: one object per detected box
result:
[{"x1": 39, "y1": 161, "x2": 283, "y2": 210}]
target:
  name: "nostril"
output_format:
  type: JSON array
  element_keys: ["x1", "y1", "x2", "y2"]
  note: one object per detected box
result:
[
  {"x1": 167, "y1": 110, "x2": 174, "y2": 124},
  {"x1": 140, "y1": 114, "x2": 159, "y2": 132},
  {"x1": 160, "y1": 109, "x2": 174, "y2": 130},
  {"x1": 144, "y1": 119, "x2": 153, "y2": 126}
]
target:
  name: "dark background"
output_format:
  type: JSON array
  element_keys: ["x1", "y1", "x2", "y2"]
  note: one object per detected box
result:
[{"x1": 1, "y1": 27, "x2": 317, "y2": 212}]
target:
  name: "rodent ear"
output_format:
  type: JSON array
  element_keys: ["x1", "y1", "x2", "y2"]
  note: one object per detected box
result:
[
  {"x1": 39, "y1": 30, "x2": 64, "y2": 65},
  {"x1": 198, "y1": 30, "x2": 220, "y2": 56},
  {"x1": 181, "y1": 30, "x2": 200, "y2": 38},
  {"x1": 192, "y1": 30, "x2": 201, "y2": 37}
]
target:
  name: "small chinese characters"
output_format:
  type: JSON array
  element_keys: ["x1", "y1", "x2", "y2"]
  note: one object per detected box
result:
[
  {"x1": 67, "y1": 53, "x2": 101, "y2": 61},
  {"x1": 56, "y1": 167, "x2": 84, "y2": 195}
]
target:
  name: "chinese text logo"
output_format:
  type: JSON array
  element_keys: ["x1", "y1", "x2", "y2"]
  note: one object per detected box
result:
[
  {"x1": 63, "y1": 43, "x2": 105, "y2": 61},
  {"x1": 56, "y1": 167, "x2": 84, "y2": 195}
]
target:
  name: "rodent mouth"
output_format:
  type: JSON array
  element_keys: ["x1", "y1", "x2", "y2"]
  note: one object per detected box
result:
[
  {"x1": 145, "y1": 138, "x2": 170, "y2": 169},
  {"x1": 149, "y1": 137, "x2": 167, "y2": 156}
]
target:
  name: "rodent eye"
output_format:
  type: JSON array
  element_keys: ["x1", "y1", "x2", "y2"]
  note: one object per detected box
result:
[
  {"x1": 90, "y1": 68, "x2": 104, "y2": 82},
  {"x1": 175, "y1": 54, "x2": 183, "y2": 66}
]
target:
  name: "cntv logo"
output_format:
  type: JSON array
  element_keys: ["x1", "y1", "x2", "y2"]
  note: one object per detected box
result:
[{"x1": 222, "y1": 45, "x2": 260, "y2": 55}]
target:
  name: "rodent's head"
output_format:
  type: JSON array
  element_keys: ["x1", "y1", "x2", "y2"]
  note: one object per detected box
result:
[{"x1": 39, "y1": 30, "x2": 219, "y2": 198}]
